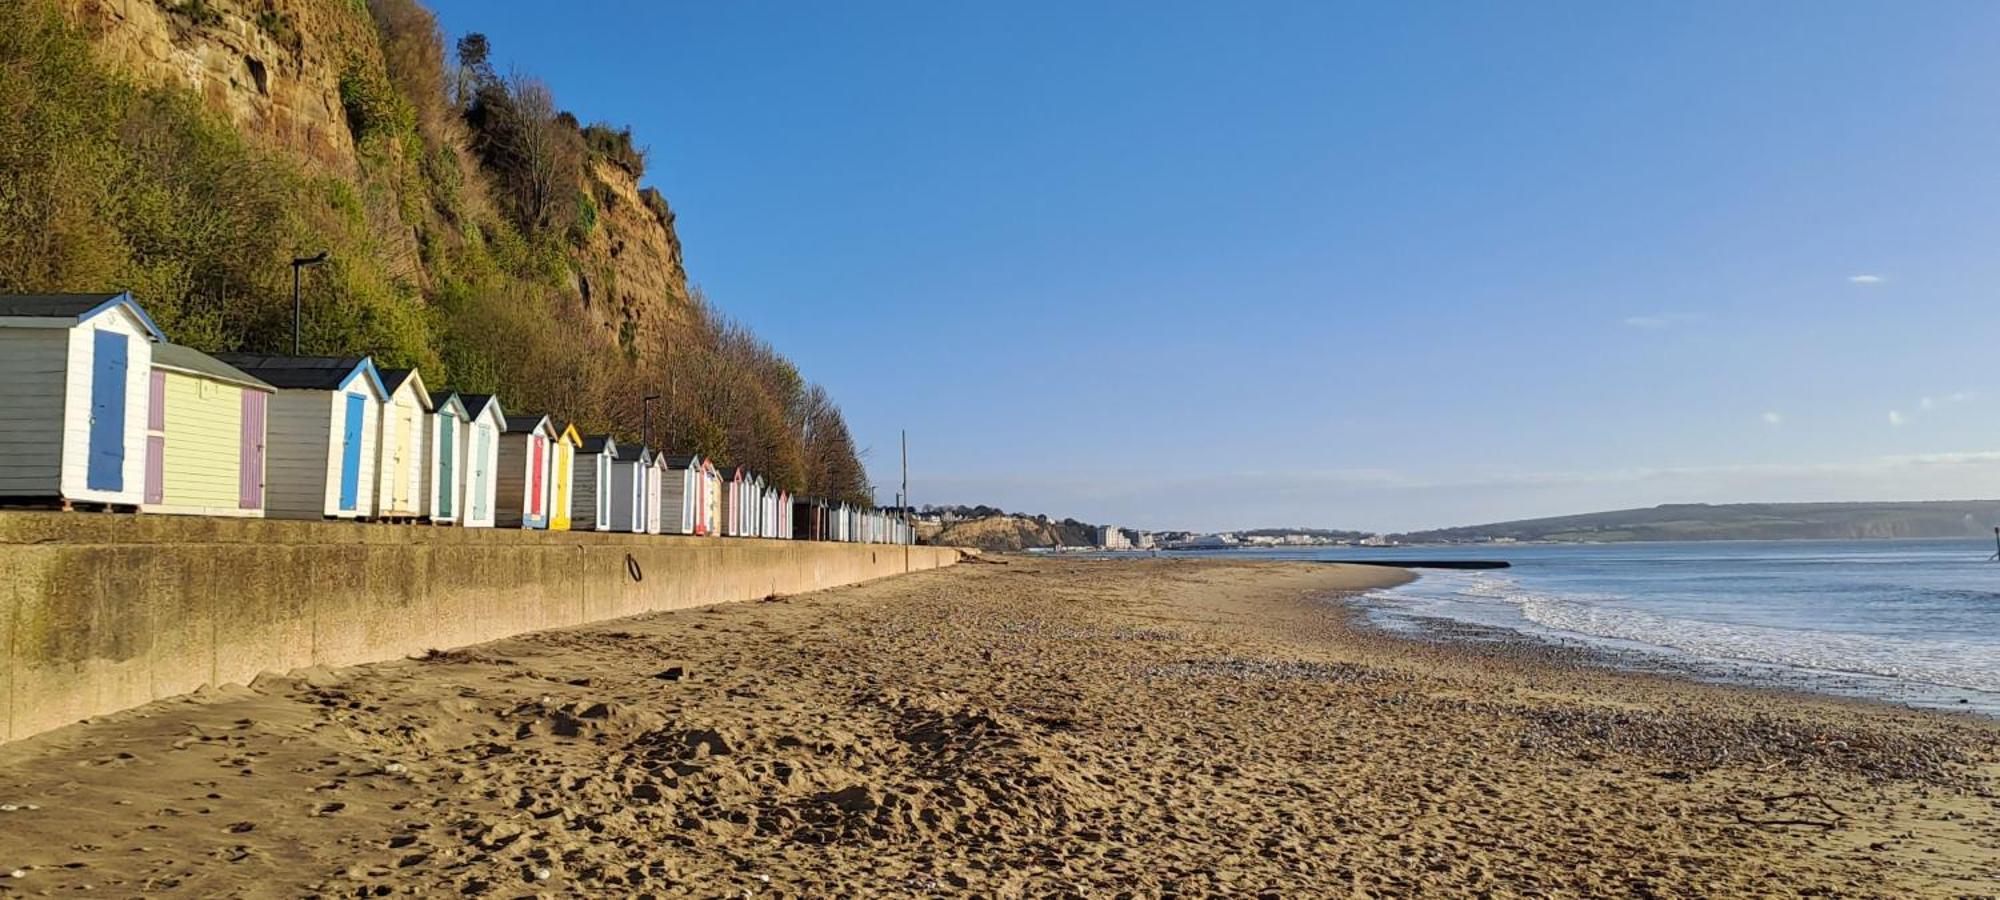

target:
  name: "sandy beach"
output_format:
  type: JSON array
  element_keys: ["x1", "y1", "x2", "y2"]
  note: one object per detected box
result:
[{"x1": 1, "y1": 557, "x2": 1996, "y2": 897}]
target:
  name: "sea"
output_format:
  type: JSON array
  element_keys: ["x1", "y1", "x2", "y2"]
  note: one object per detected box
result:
[{"x1": 1159, "y1": 540, "x2": 2000, "y2": 716}]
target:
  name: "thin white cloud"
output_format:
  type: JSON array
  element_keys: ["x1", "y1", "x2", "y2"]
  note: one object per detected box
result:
[
  {"x1": 1848, "y1": 274, "x2": 1885, "y2": 285},
  {"x1": 1889, "y1": 410, "x2": 1906, "y2": 427},
  {"x1": 1761, "y1": 411, "x2": 1783, "y2": 425},
  {"x1": 1622, "y1": 312, "x2": 1700, "y2": 329}
]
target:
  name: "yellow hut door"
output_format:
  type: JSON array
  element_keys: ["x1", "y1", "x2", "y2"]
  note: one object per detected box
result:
[{"x1": 553, "y1": 444, "x2": 572, "y2": 529}]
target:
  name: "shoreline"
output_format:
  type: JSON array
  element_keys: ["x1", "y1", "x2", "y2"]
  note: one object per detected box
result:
[
  {"x1": 0, "y1": 557, "x2": 1994, "y2": 895},
  {"x1": 1350, "y1": 569, "x2": 2000, "y2": 719}
]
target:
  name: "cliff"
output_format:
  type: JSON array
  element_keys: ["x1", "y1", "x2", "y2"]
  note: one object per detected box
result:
[
  {"x1": 56, "y1": 0, "x2": 690, "y2": 359},
  {"x1": 7, "y1": 0, "x2": 869, "y2": 500}
]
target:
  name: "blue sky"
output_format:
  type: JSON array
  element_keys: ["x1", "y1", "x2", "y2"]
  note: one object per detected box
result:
[{"x1": 425, "y1": 0, "x2": 2000, "y2": 531}]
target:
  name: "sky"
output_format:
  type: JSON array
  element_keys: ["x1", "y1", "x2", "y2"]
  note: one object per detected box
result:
[{"x1": 424, "y1": 0, "x2": 2000, "y2": 532}]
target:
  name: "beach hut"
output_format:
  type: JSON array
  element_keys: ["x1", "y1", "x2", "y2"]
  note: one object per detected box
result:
[
  {"x1": 549, "y1": 422, "x2": 580, "y2": 531},
  {"x1": 606, "y1": 444, "x2": 649, "y2": 533},
  {"x1": 703, "y1": 460, "x2": 723, "y2": 536},
  {"x1": 645, "y1": 450, "x2": 669, "y2": 535},
  {"x1": 0, "y1": 293, "x2": 162, "y2": 508},
  {"x1": 140, "y1": 344, "x2": 274, "y2": 516},
  {"x1": 660, "y1": 453, "x2": 705, "y2": 535},
  {"x1": 495, "y1": 413, "x2": 555, "y2": 529},
  {"x1": 214, "y1": 355, "x2": 387, "y2": 520},
  {"x1": 456, "y1": 394, "x2": 504, "y2": 528},
  {"x1": 573, "y1": 434, "x2": 618, "y2": 531},
  {"x1": 373, "y1": 369, "x2": 431, "y2": 521},
  {"x1": 424, "y1": 392, "x2": 469, "y2": 524}
]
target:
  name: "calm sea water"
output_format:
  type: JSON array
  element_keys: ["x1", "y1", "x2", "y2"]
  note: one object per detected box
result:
[{"x1": 1159, "y1": 540, "x2": 2000, "y2": 715}]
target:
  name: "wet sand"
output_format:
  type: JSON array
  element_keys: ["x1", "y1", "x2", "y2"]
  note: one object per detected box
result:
[{"x1": 0, "y1": 557, "x2": 1996, "y2": 897}]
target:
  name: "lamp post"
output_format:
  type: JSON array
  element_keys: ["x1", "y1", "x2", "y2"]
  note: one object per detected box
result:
[
  {"x1": 641, "y1": 394, "x2": 661, "y2": 448},
  {"x1": 291, "y1": 251, "x2": 329, "y2": 355}
]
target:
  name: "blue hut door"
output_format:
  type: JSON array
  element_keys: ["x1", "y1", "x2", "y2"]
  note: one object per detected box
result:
[
  {"x1": 437, "y1": 413, "x2": 456, "y2": 518},
  {"x1": 338, "y1": 393, "x2": 365, "y2": 511},
  {"x1": 86, "y1": 330, "x2": 129, "y2": 491}
]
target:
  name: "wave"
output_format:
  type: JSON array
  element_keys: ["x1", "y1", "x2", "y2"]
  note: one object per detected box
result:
[{"x1": 1415, "y1": 573, "x2": 2000, "y2": 695}]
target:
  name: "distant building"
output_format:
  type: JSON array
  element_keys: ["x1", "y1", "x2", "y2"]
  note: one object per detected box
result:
[{"x1": 1098, "y1": 525, "x2": 1132, "y2": 550}]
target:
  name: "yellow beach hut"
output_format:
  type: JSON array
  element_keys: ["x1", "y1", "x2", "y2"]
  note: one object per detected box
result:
[
  {"x1": 549, "y1": 422, "x2": 580, "y2": 531},
  {"x1": 213, "y1": 355, "x2": 387, "y2": 520},
  {"x1": 140, "y1": 344, "x2": 274, "y2": 516},
  {"x1": 374, "y1": 368, "x2": 431, "y2": 521},
  {"x1": 0, "y1": 293, "x2": 162, "y2": 509}
]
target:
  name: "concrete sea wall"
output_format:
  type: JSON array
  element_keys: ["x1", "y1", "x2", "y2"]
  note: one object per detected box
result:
[{"x1": 0, "y1": 512, "x2": 959, "y2": 743}]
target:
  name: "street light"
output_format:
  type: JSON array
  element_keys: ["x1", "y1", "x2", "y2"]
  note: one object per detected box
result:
[
  {"x1": 291, "y1": 251, "x2": 329, "y2": 355},
  {"x1": 641, "y1": 394, "x2": 662, "y2": 448}
]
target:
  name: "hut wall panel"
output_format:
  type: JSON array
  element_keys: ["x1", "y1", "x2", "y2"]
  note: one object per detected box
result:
[
  {"x1": 660, "y1": 469, "x2": 691, "y2": 534},
  {"x1": 262, "y1": 391, "x2": 333, "y2": 519},
  {"x1": 572, "y1": 454, "x2": 601, "y2": 530},
  {"x1": 0, "y1": 328, "x2": 69, "y2": 495},
  {"x1": 150, "y1": 371, "x2": 248, "y2": 515}
]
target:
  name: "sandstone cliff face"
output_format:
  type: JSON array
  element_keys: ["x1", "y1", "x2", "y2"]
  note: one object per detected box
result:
[
  {"x1": 576, "y1": 158, "x2": 692, "y2": 355},
  {"x1": 62, "y1": 0, "x2": 693, "y2": 366},
  {"x1": 61, "y1": 0, "x2": 371, "y2": 176}
]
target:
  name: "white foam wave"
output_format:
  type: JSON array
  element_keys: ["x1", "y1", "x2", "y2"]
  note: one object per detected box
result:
[{"x1": 1432, "y1": 576, "x2": 2000, "y2": 694}]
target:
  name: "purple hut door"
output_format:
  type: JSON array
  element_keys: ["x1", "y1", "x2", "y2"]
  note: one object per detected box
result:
[{"x1": 239, "y1": 391, "x2": 266, "y2": 509}]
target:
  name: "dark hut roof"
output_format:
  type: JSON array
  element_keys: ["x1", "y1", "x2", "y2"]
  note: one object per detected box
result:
[
  {"x1": 503, "y1": 413, "x2": 549, "y2": 433},
  {"x1": 212, "y1": 354, "x2": 375, "y2": 391}
]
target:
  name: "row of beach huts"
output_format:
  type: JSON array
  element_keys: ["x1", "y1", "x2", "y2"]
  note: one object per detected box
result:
[{"x1": 0, "y1": 293, "x2": 913, "y2": 544}]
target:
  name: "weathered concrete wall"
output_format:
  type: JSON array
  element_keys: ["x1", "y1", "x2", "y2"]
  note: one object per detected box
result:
[{"x1": 0, "y1": 512, "x2": 959, "y2": 743}]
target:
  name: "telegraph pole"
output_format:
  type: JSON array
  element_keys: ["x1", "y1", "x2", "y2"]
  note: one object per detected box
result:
[{"x1": 901, "y1": 429, "x2": 911, "y2": 570}]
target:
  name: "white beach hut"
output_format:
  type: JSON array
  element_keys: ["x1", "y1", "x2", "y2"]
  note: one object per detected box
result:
[
  {"x1": 373, "y1": 368, "x2": 431, "y2": 521},
  {"x1": 573, "y1": 434, "x2": 618, "y2": 531},
  {"x1": 645, "y1": 449, "x2": 668, "y2": 535},
  {"x1": 0, "y1": 293, "x2": 162, "y2": 508},
  {"x1": 424, "y1": 391, "x2": 469, "y2": 525},
  {"x1": 495, "y1": 413, "x2": 555, "y2": 529},
  {"x1": 141, "y1": 344, "x2": 274, "y2": 516},
  {"x1": 606, "y1": 444, "x2": 649, "y2": 533},
  {"x1": 455, "y1": 393, "x2": 504, "y2": 528},
  {"x1": 214, "y1": 355, "x2": 387, "y2": 520}
]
